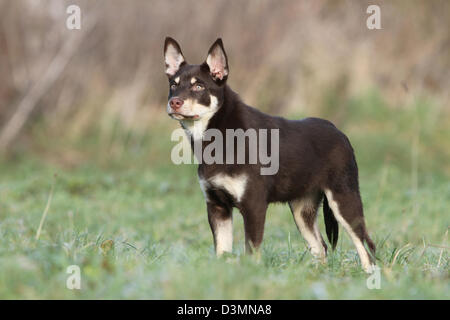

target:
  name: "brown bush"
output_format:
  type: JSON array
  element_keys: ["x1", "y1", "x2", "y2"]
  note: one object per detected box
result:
[{"x1": 0, "y1": 0, "x2": 448, "y2": 152}]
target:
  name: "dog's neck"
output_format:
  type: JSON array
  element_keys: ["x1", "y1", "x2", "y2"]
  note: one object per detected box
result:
[
  {"x1": 180, "y1": 114, "x2": 215, "y2": 142},
  {"x1": 181, "y1": 85, "x2": 238, "y2": 142}
]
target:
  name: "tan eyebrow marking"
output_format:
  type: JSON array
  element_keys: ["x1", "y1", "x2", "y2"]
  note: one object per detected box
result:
[
  {"x1": 191, "y1": 77, "x2": 197, "y2": 84},
  {"x1": 174, "y1": 77, "x2": 180, "y2": 84}
]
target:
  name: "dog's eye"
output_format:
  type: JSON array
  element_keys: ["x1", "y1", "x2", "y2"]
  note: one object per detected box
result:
[
  {"x1": 170, "y1": 84, "x2": 177, "y2": 90},
  {"x1": 192, "y1": 84, "x2": 204, "y2": 91}
]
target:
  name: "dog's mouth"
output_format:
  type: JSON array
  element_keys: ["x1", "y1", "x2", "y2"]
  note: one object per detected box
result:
[{"x1": 169, "y1": 113, "x2": 200, "y2": 120}]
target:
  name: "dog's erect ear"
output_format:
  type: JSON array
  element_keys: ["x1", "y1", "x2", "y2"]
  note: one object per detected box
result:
[
  {"x1": 164, "y1": 37, "x2": 186, "y2": 77},
  {"x1": 205, "y1": 38, "x2": 229, "y2": 82}
]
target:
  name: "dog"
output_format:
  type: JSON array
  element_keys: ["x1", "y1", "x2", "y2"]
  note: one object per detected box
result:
[{"x1": 163, "y1": 37, "x2": 376, "y2": 272}]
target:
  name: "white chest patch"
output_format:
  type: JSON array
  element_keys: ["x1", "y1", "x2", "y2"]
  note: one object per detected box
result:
[{"x1": 209, "y1": 173, "x2": 248, "y2": 203}]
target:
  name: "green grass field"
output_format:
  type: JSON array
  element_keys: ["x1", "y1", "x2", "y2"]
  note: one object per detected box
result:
[{"x1": 0, "y1": 93, "x2": 448, "y2": 299}]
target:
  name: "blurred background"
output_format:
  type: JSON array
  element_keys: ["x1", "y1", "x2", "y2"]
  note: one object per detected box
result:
[{"x1": 0, "y1": 0, "x2": 449, "y2": 164}]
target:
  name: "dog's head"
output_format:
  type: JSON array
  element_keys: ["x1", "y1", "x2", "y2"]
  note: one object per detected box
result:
[{"x1": 163, "y1": 37, "x2": 229, "y2": 121}]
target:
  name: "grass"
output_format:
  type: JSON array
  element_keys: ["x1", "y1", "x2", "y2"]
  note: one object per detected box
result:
[{"x1": 0, "y1": 92, "x2": 448, "y2": 299}]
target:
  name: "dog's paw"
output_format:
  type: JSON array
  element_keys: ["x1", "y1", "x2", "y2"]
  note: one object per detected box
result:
[{"x1": 219, "y1": 252, "x2": 239, "y2": 264}]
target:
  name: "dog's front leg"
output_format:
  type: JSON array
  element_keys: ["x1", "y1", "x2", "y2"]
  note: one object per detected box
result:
[
  {"x1": 241, "y1": 202, "x2": 268, "y2": 255},
  {"x1": 207, "y1": 202, "x2": 233, "y2": 256}
]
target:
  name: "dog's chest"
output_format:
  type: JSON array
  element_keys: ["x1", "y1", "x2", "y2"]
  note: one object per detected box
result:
[{"x1": 198, "y1": 172, "x2": 248, "y2": 204}]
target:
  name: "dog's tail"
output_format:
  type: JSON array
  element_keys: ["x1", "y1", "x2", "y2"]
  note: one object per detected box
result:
[{"x1": 323, "y1": 195, "x2": 339, "y2": 250}]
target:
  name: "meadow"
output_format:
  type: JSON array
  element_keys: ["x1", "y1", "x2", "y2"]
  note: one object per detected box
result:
[{"x1": 0, "y1": 91, "x2": 448, "y2": 299}]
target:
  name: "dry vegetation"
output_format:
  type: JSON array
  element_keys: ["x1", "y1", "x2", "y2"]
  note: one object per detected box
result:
[{"x1": 0, "y1": 0, "x2": 449, "y2": 154}]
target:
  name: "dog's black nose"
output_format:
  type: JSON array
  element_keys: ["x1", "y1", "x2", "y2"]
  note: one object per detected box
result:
[{"x1": 169, "y1": 97, "x2": 184, "y2": 110}]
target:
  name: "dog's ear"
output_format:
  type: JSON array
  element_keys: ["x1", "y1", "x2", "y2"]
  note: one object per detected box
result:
[
  {"x1": 164, "y1": 37, "x2": 186, "y2": 77},
  {"x1": 204, "y1": 38, "x2": 229, "y2": 83}
]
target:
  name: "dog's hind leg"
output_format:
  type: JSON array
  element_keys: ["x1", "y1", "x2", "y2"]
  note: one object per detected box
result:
[
  {"x1": 289, "y1": 194, "x2": 327, "y2": 261},
  {"x1": 207, "y1": 202, "x2": 233, "y2": 255},
  {"x1": 323, "y1": 189, "x2": 376, "y2": 272}
]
